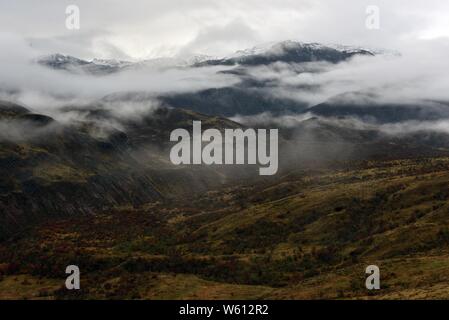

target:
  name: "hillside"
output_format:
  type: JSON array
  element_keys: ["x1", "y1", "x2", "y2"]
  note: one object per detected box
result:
[
  {"x1": 2, "y1": 157, "x2": 449, "y2": 299},
  {"x1": 0, "y1": 100, "x2": 252, "y2": 238}
]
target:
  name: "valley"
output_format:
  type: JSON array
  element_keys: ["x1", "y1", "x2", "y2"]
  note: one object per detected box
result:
[{"x1": 2, "y1": 156, "x2": 449, "y2": 299}]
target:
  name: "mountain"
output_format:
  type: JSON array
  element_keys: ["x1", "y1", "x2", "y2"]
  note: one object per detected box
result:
[
  {"x1": 37, "y1": 54, "x2": 133, "y2": 75},
  {"x1": 159, "y1": 87, "x2": 308, "y2": 117},
  {"x1": 38, "y1": 41, "x2": 377, "y2": 74},
  {"x1": 0, "y1": 100, "x2": 29, "y2": 117},
  {"x1": 35, "y1": 42, "x2": 383, "y2": 118},
  {"x1": 0, "y1": 100, "x2": 255, "y2": 238},
  {"x1": 37, "y1": 54, "x2": 215, "y2": 75},
  {"x1": 158, "y1": 40, "x2": 379, "y2": 117},
  {"x1": 195, "y1": 41, "x2": 375, "y2": 67},
  {"x1": 4, "y1": 94, "x2": 449, "y2": 239},
  {"x1": 308, "y1": 93, "x2": 449, "y2": 123}
]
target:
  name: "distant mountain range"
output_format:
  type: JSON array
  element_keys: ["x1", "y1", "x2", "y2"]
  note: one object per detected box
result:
[
  {"x1": 38, "y1": 41, "x2": 378, "y2": 74},
  {"x1": 194, "y1": 41, "x2": 376, "y2": 66},
  {"x1": 36, "y1": 40, "x2": 446, "y2": 124},
  {"x1": 38, "y1": 53, "x2": 133, "y2": 74}
]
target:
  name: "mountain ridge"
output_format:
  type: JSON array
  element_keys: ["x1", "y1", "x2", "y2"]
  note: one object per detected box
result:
[{"x1": 37, "y1": 40, "x2": 381, "y2": 74}]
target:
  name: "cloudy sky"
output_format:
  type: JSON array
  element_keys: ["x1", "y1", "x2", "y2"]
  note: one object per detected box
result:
[
  {"x1": 1, "y1": 0, "x2": 449, "y2": 114},
  {"x1": 1, "y1": 0, "x2": 448, "y2": 59}
]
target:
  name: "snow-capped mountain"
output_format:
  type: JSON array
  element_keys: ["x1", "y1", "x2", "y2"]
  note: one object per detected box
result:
[
  {"x1": 195, "y1": 41, "x2": 377, "y2": 67},
  {"x1": 228, "y1": 41, "x2": 375, "y2": 58},
  {"x1": 38, "y1": 53, "x2": 90, "y2": 69},
  {"x1": 37, "y1": 41, "x2": 386, "y2": 74},
  {"x1": 37, "y1": 54, "x2": 133, "y2": 75},
  {"x1": 37, "y1": 53, "x2": 217, "y2": 74}
]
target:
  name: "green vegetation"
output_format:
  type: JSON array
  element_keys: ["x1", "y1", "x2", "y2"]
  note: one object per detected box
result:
[{"x1": 2, "y1": 157, "x2": 449, "y2": 299}]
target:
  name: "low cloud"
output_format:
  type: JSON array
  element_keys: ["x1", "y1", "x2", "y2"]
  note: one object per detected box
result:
[
  {"x1": 0, "y1": 32, "x2": 239, "y2": 116},
  {"x1": 243, "y1": 38, "x2": 449, "y2": 107}
]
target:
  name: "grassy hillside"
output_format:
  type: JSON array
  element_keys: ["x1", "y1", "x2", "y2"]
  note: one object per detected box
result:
[
  {"x1": 2, "y1": 157, "x2": 449, "y2": 299},
  {"x1": 0, "y1": 101, "x2": 255, "y2": 238}
]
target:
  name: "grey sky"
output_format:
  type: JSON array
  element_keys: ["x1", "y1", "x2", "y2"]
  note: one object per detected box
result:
[
  {"x1": 1, "y1": 0, "x2": 449, "y2": 116},
  {"x1": 1, "y1": 0, "x2": 448, "y2": 59}
]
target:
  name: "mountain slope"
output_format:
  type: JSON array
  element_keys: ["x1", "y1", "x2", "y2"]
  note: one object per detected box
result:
[
  {"x1": 2, "y1": 157, "x2": 449, "y2": 299},
  {"x1": 308, "y1": 93, "x2": 449, "y2": 123},
  {"x1": 160, "y1": 87, "x2": 307, "y2": 117},
  {"x1": 38, "y1": 54, "x2": 133, "y2": 75},
  {"x1": 0, "y1": 100, "x2": 252, "y2": 238}
]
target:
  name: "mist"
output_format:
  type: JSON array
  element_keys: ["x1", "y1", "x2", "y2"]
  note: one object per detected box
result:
[
  {"x1": 242, "y1": 39, "x2": 449, "y2": 108},
  {"x1": 0, "y1": 32, "x2": 239, "y2": 117}
]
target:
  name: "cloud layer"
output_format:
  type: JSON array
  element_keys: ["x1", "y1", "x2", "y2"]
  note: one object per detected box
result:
[
  {"x1": 0, "y1": 32, "x2": 239, "y2": 114},
  {"x1": 1, "y1": 0, "x2": 449, "y2": 59},
  {"x1": 1, "y1": 1, "x2": 449, "y2": 126}
]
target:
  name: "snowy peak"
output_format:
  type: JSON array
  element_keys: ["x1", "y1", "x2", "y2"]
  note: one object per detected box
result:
[
  {"x1": 38, "y1": 53, "x2": 89, "y2": 67},
  {"x1": 231, "y1": 40, "x2": 378, "y2": 58},
  {"x1": 228, "y1": 41, "x2": 378, "y2": 58},
  {"x1": 38, "y1": 53, "x2": 217, "y2": 74},
  {"x1": 195, "y1": 40, "x2": 379, "y2": 67},
  {"x1": 38, "y1": 54, "x2": 133, "y2": 74},
  {"x1": 37, "y1": 41, "x2": 391, "y2": 74}
]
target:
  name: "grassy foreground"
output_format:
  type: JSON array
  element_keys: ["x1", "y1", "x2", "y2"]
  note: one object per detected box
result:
[{"x1": 2, "y1": 157, "x2": 449, "y2": 299}]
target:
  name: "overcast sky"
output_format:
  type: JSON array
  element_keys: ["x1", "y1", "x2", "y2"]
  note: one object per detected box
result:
[{"x1": 1, "y1": 0, "x2": 448, "y2": 59}]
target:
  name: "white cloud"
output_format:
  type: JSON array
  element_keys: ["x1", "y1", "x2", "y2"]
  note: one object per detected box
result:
[
  {"x1": 0, "y1": 32, "x2": 239, "y2": 113},
  {"x1": 242, "y1": 37, "x2": 449, "y2": 107},
  {"x1": 1, "y1": 0, "x2": 448, "y2": 59},
  {"x1": 1, "y1": 1, "x2": 449, "y2": 121}
]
